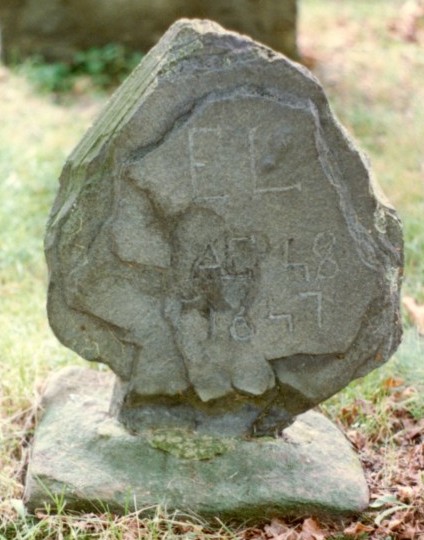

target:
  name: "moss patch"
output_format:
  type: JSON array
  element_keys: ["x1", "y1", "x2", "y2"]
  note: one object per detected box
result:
[{"x1": 147, "y1": 429, "x2": 235, "y2": 460}]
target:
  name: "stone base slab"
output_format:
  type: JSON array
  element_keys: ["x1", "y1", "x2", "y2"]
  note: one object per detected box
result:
[{"x1": 24, "y1": 367, "x2": 369, "y2": 519}]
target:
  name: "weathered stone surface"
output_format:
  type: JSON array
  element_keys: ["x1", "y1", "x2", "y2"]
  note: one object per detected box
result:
[
  {"x1": 44, "y1": 20, "x2": 403, "y2": 436},
  {"x1": 24, "y1": 367, "x2": 369, "y2": 518},
  {"x1": 0, "y1": 0, "x2": 297, "y2": 63}
]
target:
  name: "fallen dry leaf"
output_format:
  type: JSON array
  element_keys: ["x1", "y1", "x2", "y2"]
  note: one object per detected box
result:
[
  {"x1": 402, "y1": 296, "x2": 424, "y2": 335},
  {"x1": 300, "y1": 518, "x2": 326, "y2": 540},
  {"x1": 346, "y1": 429, "x2": 368, "y2": 450},
  {"x1": 343, "y1": 521, "x2": 374, "y2": 535},
  {"x1": 382, "y1": 376, "x2": 405, "y2": 389},
  {"x1": 265, "y1": 518, "x2": 299, "y2": 540}
]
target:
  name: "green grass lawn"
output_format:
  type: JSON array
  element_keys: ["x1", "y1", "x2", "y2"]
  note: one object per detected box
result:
[{"x1": 0, "y1": 0, "x2": 423, "y2": 537}]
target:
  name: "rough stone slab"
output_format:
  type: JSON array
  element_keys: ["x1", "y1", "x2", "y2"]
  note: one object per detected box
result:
[
  {"x1": 24, "y1": 367, "x2": 369, "y2": 519},
  {"x1": 44, "y1": 19, "x2": 403, "y2": 436}
]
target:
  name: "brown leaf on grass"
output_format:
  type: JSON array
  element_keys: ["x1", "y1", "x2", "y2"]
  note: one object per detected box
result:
[
  {"x1": 402, "y1": 295, "x2": 424, "y2": 335},
  {"x1": 343, "y1": 521, "x2": 374, "y2": 536},
  {"x1": 346, "y1": 429, "x2": 368, "y2": 450},
  {"x1": 264, "y1": 518, "x2": 298, "y2": 540},
  {"x1": 300, "y1": 518, "x2": 326, "y2": 540},
  {"x1": 339, "y1": 404, "x2": 359, "y2": 426},
  {"x1": 382, "y1": 376, "x2": 405, "y2": 389},
  {"x1": 394, "y1": 418, "x2": 424, "y2": 444},
  {"x1": 338, "y1": 399, "x2": 374, "y2": 428}
]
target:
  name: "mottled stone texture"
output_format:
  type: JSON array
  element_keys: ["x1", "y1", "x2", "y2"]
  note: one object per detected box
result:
[
  {"x1": 45, "y1": 20, "x2": 403, "y2": 437},
  {"x1": 0, "y1": 0, "x2": 297, "y2": 63},
  {"x1": 24, "y1": 367, "x2": 369, "y2": 518}
]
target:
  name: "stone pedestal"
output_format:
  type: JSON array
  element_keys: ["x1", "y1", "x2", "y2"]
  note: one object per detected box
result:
[{"x1": 24, "y1": 367, "x2": 369, "y2": 518}]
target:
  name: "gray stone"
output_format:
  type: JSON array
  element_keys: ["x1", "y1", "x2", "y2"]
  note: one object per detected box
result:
[
  {"x1": 24, "y1": 367, "x2": 369, "y2": 518},
  {"x1": 44, "y1": 19, "x2": 403, "y2": 437},
  {"x1": 0, "y1": 0, "x2": 298, "y2": 63}
]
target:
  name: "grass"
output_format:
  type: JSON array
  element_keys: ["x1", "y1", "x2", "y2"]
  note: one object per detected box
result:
[
  {"x1": 11, "y1": 44, "x2": 144, "y2": 93},
  {"x1": 0, "y1": 0, "x2": 423, "y2": 537},
  {"x1": 0, "y1": 505, "x2": 243, "y2": 539}
]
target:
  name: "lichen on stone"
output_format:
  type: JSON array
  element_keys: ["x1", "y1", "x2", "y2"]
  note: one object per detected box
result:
[{"x1": 147, "y1": 428, "x2": 234, "y2": 460}]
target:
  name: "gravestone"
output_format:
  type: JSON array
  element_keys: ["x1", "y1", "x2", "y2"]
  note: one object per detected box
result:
[{"x1": 25, "y1": 19, "x2": 403, "y2": 518}]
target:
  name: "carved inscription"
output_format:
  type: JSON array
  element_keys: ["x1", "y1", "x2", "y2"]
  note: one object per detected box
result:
[
  {"x1": 261, "y1": 233, "x2": 339, "y2": 337},
  {"x1": 187, "y1": 234, "x2": 259, "y2": 342},
  {"x1": 299, "y1": 291, "x2": 323, "y2": 328},
  {"x1": 188, "y1": 126, "x2": 301, "y2": 201},
  {"x1": 230, "y1": 309, "x2": 255, "y2": 342},
  {"x1": 267, "y1": 312, "x2": 294, "y2": 333},
  {"x1": 197, "y1": 244, "x2": 221, "y2": 270},
  {"x1": 281, "y1": 238, "x2": 310, "y2": 282},
  {"x1": 189, "y1": 128, "x2": 228, "y2": 201},
  {"x1": 227, "y1": 237, "x2": 256, "y2": 277},
  {"x1": 183, "y1": 231, "x2": 339, "y2": 345},
  {"x1": 249, "y1": 128, "x2": 302, "y2": 194},
  {"x1": 313, "y1": 232, "x2": 339, "y2": 280},
  {"x1": 186, "y1": 121, "x2": 343, "y2": 346}
]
